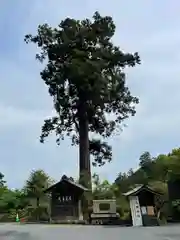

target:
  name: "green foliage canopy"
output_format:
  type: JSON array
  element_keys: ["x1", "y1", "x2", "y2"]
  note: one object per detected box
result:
[{"x1": 24, "y1": 11, "x2": 140, "y2": 184}]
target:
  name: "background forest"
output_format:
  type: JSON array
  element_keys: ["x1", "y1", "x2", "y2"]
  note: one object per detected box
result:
[{"x1": 1, "y1": 147, "x2": 180, "y2": 222}]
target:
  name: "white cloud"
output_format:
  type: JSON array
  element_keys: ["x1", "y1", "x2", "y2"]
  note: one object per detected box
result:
[
  {"x1": 141, "y1": 26, "x2": 180, "y2": 49},
  {"x1": 0, "y1": 103, "x2": 55, "y2": 128},
  {"x1": 0, "y1": 104, "x2": 41, "y2": 126}
]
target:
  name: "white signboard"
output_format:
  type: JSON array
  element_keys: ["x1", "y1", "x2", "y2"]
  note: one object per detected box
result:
[
  {"x1": 141, "y1": 206, "x2": 147, "y2": 215},
  {"x1": 129, "y1": 196, "x2": 143, "y2": 227}
]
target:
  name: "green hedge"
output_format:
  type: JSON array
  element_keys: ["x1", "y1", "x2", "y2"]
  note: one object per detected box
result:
[{"x1": 0, "y1": 206, "x2": 50, "y2": 222}]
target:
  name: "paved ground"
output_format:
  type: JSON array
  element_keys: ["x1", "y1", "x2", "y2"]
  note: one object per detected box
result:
[{"x1": 0, "y1": 223, "x2": 180, "y2": 240}]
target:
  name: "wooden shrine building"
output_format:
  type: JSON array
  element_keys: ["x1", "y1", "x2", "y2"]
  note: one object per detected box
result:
[
  {"x1": 44, "y1": 175, "x2": 88, "y2": 221},
  {"x1": 123, "y1": 185, "x2": 163, "y2": 227}
]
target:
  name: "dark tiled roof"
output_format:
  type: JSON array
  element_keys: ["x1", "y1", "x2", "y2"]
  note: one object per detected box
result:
[
  {"x1": 44, "y1": 175, "x2": 88, "y2": 193},
  {"x1": 123, "y1": 184, "x2": 162, "y2": 197}
]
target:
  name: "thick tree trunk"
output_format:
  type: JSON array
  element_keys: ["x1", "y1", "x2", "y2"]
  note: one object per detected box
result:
[
  {"x1": 77, "y1": 98, "x2": 92, "y2": 220},
  {"x1": 79, "y1": 115, "x2": 91, "y2": 189},
  {"x1": 79, "y1": 115, "x2": 92, "y2": 220}
]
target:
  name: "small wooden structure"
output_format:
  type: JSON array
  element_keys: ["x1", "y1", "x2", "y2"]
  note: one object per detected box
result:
[
  {"x1": 123, "y1": 185, "x2": 162, "y2": 227},
  {"x1": 44, "y1": 175, "x2": 88, "y2": 221},
  {"x1": 168, "y1": 179, "x2": 180, "y2": 221}
]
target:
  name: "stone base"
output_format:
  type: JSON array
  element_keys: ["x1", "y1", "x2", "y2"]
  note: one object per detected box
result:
[{"x1": 50, "y1": 219, "x2": 86, "y2": 224}]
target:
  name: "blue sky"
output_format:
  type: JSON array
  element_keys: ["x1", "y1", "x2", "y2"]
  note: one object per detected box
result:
[{"x1": 0, "y1": 0, "x2": 180, "y2": 189}]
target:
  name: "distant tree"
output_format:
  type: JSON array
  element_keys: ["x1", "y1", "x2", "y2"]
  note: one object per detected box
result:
[
  {"x1": 127, "y1": 168, "x2": 134, "y2": 177},
  {"x1": 24, "y1": 170, "x2": 52, "y2": 208},
  {"x1": 115, "y1": 172, "x2": 130, "y2": 193},
  {"x1": 0, "y1": 189, "x2": 28, "y2": 212},
  {"x1": 0, "y1": 172, "x2": 6, "y2": 188},
  {"x1": 92, "y1": 174, "x2": 116, "y2": 199},
  {"x1": 154, "y1": 154, "x2": 169, "y2": 182},
  {"x1": 92, "y1": 173, "x2": 101, "y2": 188},
  {"x1": 139, "y1": 151, "x2": 152, "y2": 168},
  {"x1": 139, "y1": 151, "x2": 153, "y2": 181},
  {"x1": 166, "y1": 148, "x2": 180, "y2": 181},
  {"x1": 25, "y1": 12, "x2": 140, "y2": 187}
]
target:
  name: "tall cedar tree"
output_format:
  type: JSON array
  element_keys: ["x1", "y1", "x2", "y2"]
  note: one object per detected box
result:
[{"x1": 25, "y1": 12, "x2": 140, "y2": 188}]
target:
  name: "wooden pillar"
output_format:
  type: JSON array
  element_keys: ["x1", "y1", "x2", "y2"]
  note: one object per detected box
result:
[
  {"x1": 78, "y1": 199, "x2": 83, "y2": 220},
  {"x1": 49, "y1": 194, "x2": 51, "y2": 223},
  {"x1": 49, "y1": 193, "x2": 53, "y2": 223}
]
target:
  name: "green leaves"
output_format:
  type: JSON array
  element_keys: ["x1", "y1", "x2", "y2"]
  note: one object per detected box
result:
[
  {"x1": 0, "y1": 189, "x2": 28, "y2": 212},
  {"x1": 92, "y1": 173, "x2": 116, "y2": 200},
  {"x1": 115, "y1": 147, "x2": 180, "y2": 195},
  {"x1": 24, "y1": 170, "x2": 52, "y2": 200},
  {"x1": 90, "y1": 139, "x2": 112, "y2": 166},
  {"x1": 0, "y1": 172, "x2": 6, "y2": 187},
  {"x1": 0, "y1": 170, "x2": 53, "y2": 220},
  {"x1": 25, "y1": 12, "x2": 140, "y2": 167}
]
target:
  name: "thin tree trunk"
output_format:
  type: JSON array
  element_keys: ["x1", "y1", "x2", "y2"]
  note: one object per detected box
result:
[
  {"x1": 36, "y1": 197, "x2": 40, "y2": 221},
  {"x1": 37, "y1": 197, "x2": 40, "y2": 207}
]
